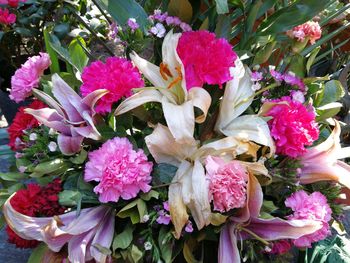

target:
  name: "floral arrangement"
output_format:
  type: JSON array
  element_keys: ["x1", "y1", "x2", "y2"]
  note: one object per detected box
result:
[{"x1": 1, "y1": 2, "x2": 350, "y2": 262}]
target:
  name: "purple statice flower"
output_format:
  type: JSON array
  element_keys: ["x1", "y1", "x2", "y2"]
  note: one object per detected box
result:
[
  {"x1": 270, "y1": 68, "x2": 284, "y2": 82},
  {"x1": 283, "y1": 72, "x2": 306, "y2": 92},
  {"x1": 180, "y1": 22, "x2": 192, "y2": 32},
  {"x1": 185, "y1": 221, "x2": 193, "y2": 233},
  {"x1": 127, "y1": 18, "x2": 139, "y2": 32},
  {"x1": 291, "y1": 90, "x2": 305, "y2": 103},
  {"x1": 172, "y1": 17, "x2": 181, "y2": 26},
  {"x1": 251, "y1": 71, "x2": 263, "y2": 82},
  {"x1": 165, "y1": 16, "x2": 175, "y2": 25},
  {"x1": 156, "y1": 210, "x2": 171, "y2": 225},
  {"x1": 149, "y1": 9, "x2": 168, "y2": 22},
  {"x1": 149, "y1": 23, "x2": 166, "y2": 38}
]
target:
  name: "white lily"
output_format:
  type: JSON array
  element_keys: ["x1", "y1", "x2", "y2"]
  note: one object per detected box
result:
[
  {"x1": 115, "y1": 31, "x2": 211, "y2": 144},
  {"x1": 145, "y1": 124, "x2": 268, "y2": 238},
  {"x1": 215, "y1": 59, "x2": 275, "y2": 157}
]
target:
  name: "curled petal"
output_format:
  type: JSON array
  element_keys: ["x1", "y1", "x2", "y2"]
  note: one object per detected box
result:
[
  {"x1": 219, "y1": 224, "x2": 240, "y2": 263},
  {"x1": 188, "y1": 87, "x2": 212, "y2": 123},
  {"x1": 57, "y1": 134, "x2": 84, "y2": 156},
  {"x1": 115, "y1": 89, "x2": 163, "y2": 116}
]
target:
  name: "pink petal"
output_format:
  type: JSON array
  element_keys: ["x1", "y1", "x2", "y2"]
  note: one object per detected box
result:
[
  {"x1": 57, "y1": 134, "x2": 83, "y2": 155},
  {"x1": 219, "y1": 224, "x2": 240, "y2": 263}
]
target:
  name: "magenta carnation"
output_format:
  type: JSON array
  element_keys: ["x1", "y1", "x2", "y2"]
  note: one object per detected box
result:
[
  {"x1": 205, "y1": 156, "x2": 248, "y2": 213},
  {"x1": 10, "y1": 52, "x2": 51, "y2": 103},
  {"x1": 265, "y1": 96, "x2": 319, "y2": 158},
  {"x1": 268, "y1": 240, "x2": 292, "y2": 255},
  {"x1": 176, "y1": 30, "x2": 237, "y2": 89},
  {"x1": 285, "y1": 190, "x2": 332, "y2": 248},
  {"x1": 84, "y1": 137, "x2": 153, "y2": 203},
  {"x1": 81, "y1": 57, "x2": 144, "y2": 114}
]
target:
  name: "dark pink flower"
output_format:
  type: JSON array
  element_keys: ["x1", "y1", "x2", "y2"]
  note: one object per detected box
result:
[
  {"x1": 81, "y1": 57, "x2": 144, "y2": 114},
  {"x1": 287, "y1": 21, "x2": 322, "y2": 44},
  {"x1": 177, "y1": 30, "x2": 237, "y2": 89},
  {"x1": 285, "y1": 190, "x2": 332, "y2": 248},
  {"x1": 269, "y1": 240, "x2": 292, "y2": 254},
  {"x1": 265, "y1": 96, "x2": 319, "y2": 158},
  {"x1": 84, "y1": 137, "x2": 153, "y2": 203},
  {"x1": 0, "y1": 8, "x2": 16, "y2": 24}
]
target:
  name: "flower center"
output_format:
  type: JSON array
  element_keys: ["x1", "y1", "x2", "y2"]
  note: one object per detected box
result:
[{"x1": 159, "y1": 62, "x2": 183, "y2": 90}]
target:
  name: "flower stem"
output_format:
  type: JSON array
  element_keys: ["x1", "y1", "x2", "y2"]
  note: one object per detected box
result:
[{"x1": 240, "y1": 227, "x2": 269, "y2": 246}]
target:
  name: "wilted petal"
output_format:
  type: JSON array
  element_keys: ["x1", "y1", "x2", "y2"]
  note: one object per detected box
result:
[
  {"x1": 169, "y1": 160, "x2": 191, "y2": 238},
  {"x1": 162, "y1": 97, "x2": 195, "y2": 144},
  {"x1": 130, "y1": 52, "x2": 167, "y2": 88},
  {"x1": 145, "y1": 124, "x2": 197, "y2": 166},
  {"x1": 220, "y1": 115, "x2": 275, "y2": 157},
  {"x1": 188, "y1": 87, "x2": 212, "y2": 123},
  {"x1": 57, "y1": 134, "x2": 84, "y2": 155},
  {"x1": 219, "y1": 224, "x2": 240, "y2": 263}
]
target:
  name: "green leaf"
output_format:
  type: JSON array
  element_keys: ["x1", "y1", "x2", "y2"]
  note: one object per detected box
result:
[
  {"x1": 215, "y1": 0, "x2": 229, "y2": 14},
  {"x1": 152, "y1": 163, "x2": 178, "y2": 185},
  {"x1": 113, "y1": 223, "x2": 134, "y2": 250},
  {"x1": 53, "y1": 23, "x2": 70, "y2": 39},
  {"x1": 168, "y1": 0, "x2": 193, "y2": 23},
  {"x1": 215, "y1": 15, "x2": 231, "y2": 40},
  {"x1": 258, "y1": 0, "x2": 330, "y2": 35},
  {"x1": 27, "y1": 243, "x2": 48, "y2": 263},
  {"x1": 31, "y1": 158, "x2": 67, "y2": 176},
  {"x1": 58, "y1": 190, "x2": 82, "y2": 206},
  {"x1": 140, "y1": 190, "x2": 159, "y2": 201},
  {"x1": 0, "y1": 172, "x2": 28, "y2": 181},
  {"x1": 158, "y1": 226, "x2": 173, "y2": 263},
  {"x1": 246, "y1": 0, "x2": 262, "y2": 34},
  {"x1": 316, "y1": 102, "x2": 342, "y2": 122},
  {"x1": 68, "y1": 37, "x2": 89, "y2": 73},
  {"x1": 93, "y1": 0, "x2": 149, "y2": 32},
  {"x1": 315, "y1": 80, "x2": 345, "y2": 107},
  {"x1": 69, "y1": 149, "x2": 88, "y2": 164},
  {"x1": 15, "y1": 27, "x2": 34, "y2": 37},
  {"x1": 288, "y1": 54, "x2": 305, "y2": 77},
  {"x1": 92, "y1": 244, "x2": 112, "y2": 255},
  {"x1": 117, "y1": 199, "x2": 147, "y2": 224},
  {"x1": 253, "y1": 40, "x2": 276, "y2": 64},
  {"x1": 130, "y1": 245, "x2": 143, "y2": 263},
  {"x1": 306, "y1": 46, "x2": 321, "y2": 73}
]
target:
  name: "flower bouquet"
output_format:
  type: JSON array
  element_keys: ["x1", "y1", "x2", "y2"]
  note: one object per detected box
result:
[{"x1": 1, "y1": 1, "x2": 350, "y2": 263}]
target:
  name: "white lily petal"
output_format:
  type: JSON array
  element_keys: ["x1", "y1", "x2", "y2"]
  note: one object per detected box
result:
[
  {"x1": 145, "y1": 124, "x2": 197, "y2": 166},
  {"x1": 215, "y1": 65, "x2": 254, "y2": 132},
  {"x1": 189, "y1": 159, "x2": 211, "y2": 229},
  {"x1": 130, "y1": 52, "x2": 167, "y2": 88},
  {"x1": 169, "y1": 160, "x2": 191, "y2": 238},
  {"x1": 188, "y1": 87, "x2": 212, "y2": 123},
  {"x1": 162, "y1": 97, "x2": 195, "y2": 144},
  {"x1": 220, "y1": 115, "x2": 275, "y2": 156},
  {"x1": 115, "y1": 89, "x2": 163, "y2": 116}
]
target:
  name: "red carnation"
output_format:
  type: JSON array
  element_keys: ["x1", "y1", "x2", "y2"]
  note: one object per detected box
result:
[
  {"x1": 6, "y1": 178, "x2": 65, "y2": 248},
  {"x1": 7, "y1": 100, "x2": 46, "y2": 151}
]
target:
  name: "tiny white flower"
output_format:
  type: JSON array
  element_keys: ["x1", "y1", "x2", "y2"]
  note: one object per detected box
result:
[
  {"x1": 252, "y1": 83, "x2": 261, "y2": 91},
  {"x1": 253, "y1": 64, "x2": 260, "y2": 71},
  {"x1": 288, "y1": 71, "x2": 296, "y2": 77},
  {"x1": 268, "y1": 65, "x2": 276, "y2": 71},
  {"x1": 29, "y1": 133, "x2": 37, "y2": 141},
  {"x1": 264, "y1": 246, "x2": 272, "y2": 253},
  {"x1": 144, "y1": 241, "x2": 152, "y2": 251},
  {"x1": 18, "y1": 166, "x2": 27, "y2": 173},
  {"x1": 48, "y1": 141, "x2": 58, "y2": 152},
  {"x1": 142, "y1": 214, "x2": 150, "y2": 223},
  {"x1": 49, "y1": 128, "x2": 57, "y2": 135}
]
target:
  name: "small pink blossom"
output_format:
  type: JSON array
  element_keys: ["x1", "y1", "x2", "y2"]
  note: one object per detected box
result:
[
  {"x1": 205, "y1": 156, "x2": 248, "y2": 213},
  {"x1": 177, "y1": 30, "x2": 237, "y2": 89},
  {"x1": 265, "y1": 96, "x2": 319, "y2": 158},
  {"x1": 0, "y1": 8, "x2": 16, "y2": 25},
  {"x1": 81, "y1": 57, "x2": 144, "y2": 114},
  {"x1": 285, "y1": 190, "x2": 332, "y2": 248},
  {"x1": 127, "y1": 18, "x2": 139, "y2": 31},
  {"x1": 10, "y1": 52, "x2": 51, "y2": 103},
  {"x1": 156, "y1": 210, "x2": 171, "y2": 225},
  {"x1": 84, "y1": 137, "x2": 153, "y2": 203},
  {"x1": 185, "y1": 221, "x2": 193, "y2": 233},
  {"x1": 287, "y1": 21, "x2": 322, "y2": 44}
]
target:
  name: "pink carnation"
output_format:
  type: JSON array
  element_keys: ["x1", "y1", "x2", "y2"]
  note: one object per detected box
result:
[
  {"x1": 0, "y1": 8, "x2": 16, "y2": 24},
  {"x1": 265, "y1": 96, "x2": 319, "y2": 158},
  {"x1": 84, "y1": 137, "x2": 153, "y2": 203},
  {"x1": 177, "y1": 30, "x2": 237, "y2": 90},
  {"x1": 205, "y1": 156, "x2": 248, "y2": 213},
  {"x1": 10, "y1": 52, "x2": 51, "y2": 103},
  {"x1": 81, "y1": 57, "x2": 144, "y2": 114},
  {"x1": 285, "y1": 190, "x2": 332, "y2": 248},
  {"x1": 287, "y1": 21, "x2": 322, "y2": 44}
]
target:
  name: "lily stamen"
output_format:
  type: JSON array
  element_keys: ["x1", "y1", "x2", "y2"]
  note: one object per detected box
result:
[{"x1": 160, "y1": 62, "x2": 173, "y2": 81}]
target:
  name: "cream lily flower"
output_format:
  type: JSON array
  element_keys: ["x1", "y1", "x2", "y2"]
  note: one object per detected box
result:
[
  {"x1": 215, "y1": 59, "x2": 275, "y2": 157},
  {"x1": 115, "y1": 31, "x2": 211, "y2": 144},
  {"x1": 298, "y1": 120, "x2": 350, "y2": 188},
  {"x1": 145, "y1": 124, "x2": 268, "y2": 238}
]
